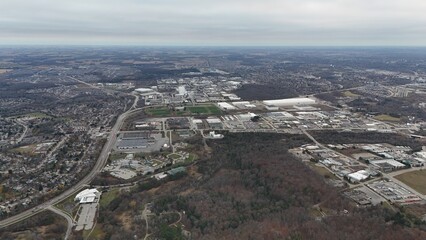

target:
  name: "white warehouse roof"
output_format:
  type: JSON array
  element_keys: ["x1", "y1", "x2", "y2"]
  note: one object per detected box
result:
[
  {"x1": 135, "y1": 88, "x2": 155, "y2": 93},
  {"x1": 74, "y1": 189, "x2": 100, "y2": 204},
  {"x1": 217, "y1": 102, "x2": 237, "y2": 110},
  {"x1": 263, "y1": 97, "x2": 316, "y2": 107},
  {"x1": 347, "y1": 170, "x2": 369, "y2": 182}
]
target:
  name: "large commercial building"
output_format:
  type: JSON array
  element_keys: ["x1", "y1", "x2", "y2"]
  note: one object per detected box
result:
[
  {"x1": 135, "y1": 87, "x2": 155, "y2": 94},
  {"x1": 75, "y1": 189, "x2": 100, "y2": 204},
  {"x1": 263, "y1": 97, "x2": 316, "y2": 107}
]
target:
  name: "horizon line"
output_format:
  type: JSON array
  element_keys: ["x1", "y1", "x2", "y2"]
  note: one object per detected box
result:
[{"x1": 1, "y1": 44, "x2": 426, "y2": 49}]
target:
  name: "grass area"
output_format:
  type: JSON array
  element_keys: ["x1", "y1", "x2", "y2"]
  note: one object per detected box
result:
[
  {"x1": 185, "y1": 153, "x2": 198, "y2": 164},
  {"x1": 342, "y1": 91, "x2": 359, "y2": 97},
  {"x1": 381, "y1": 201, "x2": 396, "y2": 212},
  {"x1": 374, "y1": 114, "x2": 401, "y2": 122},
  {"x1": 145, "y1": 107, "x2": 172, "y2": 117},
  {"x1": 99, "y1": 188, "x2": 120, "y2": 208},
  {"x1": 168, "y1": 153, "x2": 182, "y2": 159},
  {"x1": 309, "y1": 208, "x2": 323, "y2": 218},
  {"x1": 145, "y1": 104, "x2": 222, "y2": 117},
  {"x1": 395, "y1": 170, "x2": 426, "y2": 195},
  {"x1": 108, "y1": 152, "x2": 128, "y2": 161},
  {"x1": 84, "y1": 224, "x2": 105, "y2": 240},
  {"x1": 308, "y1": 162, "x2": 339, "y2": 180},
  {"x1": 10, "y1": 144, "x2": 37, "y2": 155},
  {"x1": 187, "y1": 104, "x2": 222, "y2": 115},
  {"x1": 55, "y1": 193, "x2": 78, "y2": 215},
  {"x1": 15, "y1": 112, "x2": 52, "y2": 119}
]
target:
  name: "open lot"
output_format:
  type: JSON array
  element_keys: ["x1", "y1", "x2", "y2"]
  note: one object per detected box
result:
[
  {"x1": 308, "y1": 162, "x2": 339, "y2": 180},
  {"x1": 14, "y1": 112, "x2": 52, "y2": 119},
  {"x1": 374, "y1": 114, "x2": 401, "y2": 122},
  {"x1": 145, "y1": 104, "x2": 222, "y2": 117},
  {"x1": 11, "y1": 144, "x2": 37, "y2": 154},
  {"x1": 342, "y1": 91, "x2": 359, "y2": 97},
  {"x1": 187, "y1": 104, "x2": 222, "y2": 115},
  {"x1": 145, "y1": 107, "x2": 172, "y2": 117},
  {"x1": 395, "y1": 170, "x2": 426, "y2": 195}
]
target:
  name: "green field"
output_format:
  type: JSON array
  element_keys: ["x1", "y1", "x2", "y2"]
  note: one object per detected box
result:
[
  {"x1": 187, "y1": 105, "x2": 222, "y2": 115},
  {"x1": 15, "y1": 112, "x2": 52, "y2": 119},
  {"x1": 11, "y1": 144, "x2": 37, "y2": 155},
  {"x1": 145, "y1": 104, "x2": 221, "y2": 117},
  {"x1": 108, "y1": 152, "x2": 128, "y2": 161},
  {"x1": 342, "y1": 91, "x2": 359, "y2": 97},
  {"x1": 374, "y1": 114, "x2": 400, "y2": 122},
  {"x1": 100, "y1": 188, "x2": 120, "y2": 207},
  {"x1": 395, "y1": 170, "x2": 426, "y2": 194},
  {"x1": 168, "y1": 153, "x2": 182, "y2": 159}
]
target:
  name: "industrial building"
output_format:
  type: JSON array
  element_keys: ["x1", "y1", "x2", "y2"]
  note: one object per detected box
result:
[
  {"x1": 206, "y1": 118, "x2": 223, "y2": 129},
  {"x1": 177, "y1": 86, "x2": 187, "y2": 96},
  {"x1": 347, "y1": 170, "x2": 370, "y2": 183},
  {"x1": 370, "y1": 159, "x2": 406, "y2": 172},
  {"x1": 263, "y1": 97, "x2": 316, "y2": 107},
  {"x1": 217, "y1": 102, "x2": 237, "y2": 110},
  {"x1": 116, "y1": 132, "x2": 155, "y2": 150},
  {"x1": 231, "y1": 101, "x2": 255, "y2": 109},
  {"x1": 207, "y1": 131, "x2": 224, "y2": 139},
  {"x1": 135, "y1": 87, "x2": 156, "y2": 95}
]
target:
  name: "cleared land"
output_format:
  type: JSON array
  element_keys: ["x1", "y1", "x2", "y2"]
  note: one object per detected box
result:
[
  {"x1": 308, "y1": 162, "x2": 339, "y2": 180},
  {"x1": 15, "y1": 112, "x2": 52, "y2": 119},
  {"x1": 145, "y1": 107, "x2": 172, "y2": 117},
  {"x1": 187, "y1": 105, "x2": 222, "y2": 115},
  {"x1": 395, "y1": 170, "x2": 426, "y2": 195},
  {"x1": 342, "y1": 91, "x2": 359, "y2": 97},
  {"x1": 374, "y1": 114, "x2": 400, "y2": 122}
]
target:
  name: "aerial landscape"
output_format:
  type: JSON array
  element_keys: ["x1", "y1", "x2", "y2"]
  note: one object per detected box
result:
[{"x1": 1, "y1": 1, "x2": 426, "y2": 240}]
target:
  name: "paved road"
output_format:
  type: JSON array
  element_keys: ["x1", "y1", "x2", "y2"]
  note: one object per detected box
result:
[
  {"x1": 47, "y1": 206, "x2": 74, "y2": 240},
  {"x1": 15, "y1": 119, "x2": 28, "y2": 143},
  {"x1": 0, "y1": 99, "x2": 141, "y2": 229}
]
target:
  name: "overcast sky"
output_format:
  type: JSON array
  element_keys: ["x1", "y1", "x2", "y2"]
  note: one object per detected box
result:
[{"x1": 1, "y1": 0, "x2": 425, "y2": 46}]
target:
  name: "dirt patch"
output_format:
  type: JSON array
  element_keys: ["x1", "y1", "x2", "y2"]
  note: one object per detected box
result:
[{"x1": 118, "y1": 212, "x2": 133, "y2": 231}]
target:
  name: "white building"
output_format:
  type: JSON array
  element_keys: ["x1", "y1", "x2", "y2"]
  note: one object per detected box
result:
[
  {"x1": 74, "y1": 189, "x2": 100, "y2": 204},
  {"x1": 135, "y1": 87, "x2": 155, "y2": 94},
  {"x1": 208, "y1": 131, "x2": 224, "y2": 139},
  {"x1": 263, "y1": 97, "x2": 316, "y2": 107},
  {"x1": 347, "y1": 170, "x2": 370, "y2": 183},
  {"x1": 217, "y1": 102, "x2": 237, "y2": 110},
  {"x1": 177, "y1": 86, "x2": 187, "y2": 95}
]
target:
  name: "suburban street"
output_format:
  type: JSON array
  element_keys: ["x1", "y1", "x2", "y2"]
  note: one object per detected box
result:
[{"x1": 0, "y1": 96, "x2": 141, "y2": 229}]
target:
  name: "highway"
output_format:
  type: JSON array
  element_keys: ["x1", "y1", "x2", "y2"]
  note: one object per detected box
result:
[{"x1": 0, "y1": 98, "x2": 142, "y2": 229}]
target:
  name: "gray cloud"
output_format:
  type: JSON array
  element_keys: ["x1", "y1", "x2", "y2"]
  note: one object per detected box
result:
[{"x1": 0, "y1": 0, "x2": 425, "y2": 45}]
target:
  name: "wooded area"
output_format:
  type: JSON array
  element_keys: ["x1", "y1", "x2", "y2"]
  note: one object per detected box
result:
[{"x1": 74, "y1": 132, "x2": 426, "y2": 239}]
